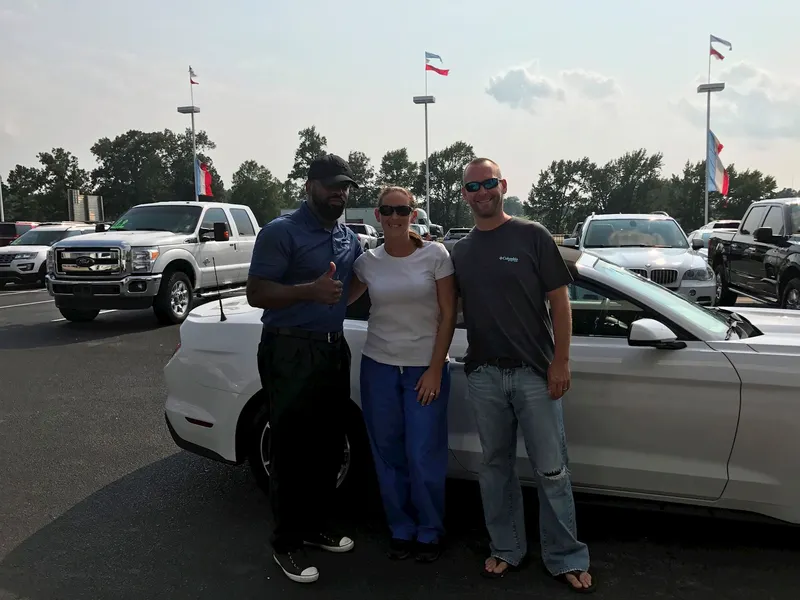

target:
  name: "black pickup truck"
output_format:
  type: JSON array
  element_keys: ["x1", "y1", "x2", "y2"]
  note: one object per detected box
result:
[{"x1": 708, "y1": 197, "x2": 800, "y2": 308}]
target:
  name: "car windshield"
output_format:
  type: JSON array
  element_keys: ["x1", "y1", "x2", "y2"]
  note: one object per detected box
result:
[
  {"x1": 584, "y1": 218, "x2": 689, "y2": 249},
  {"x1": 9, "y1": 229, "x2": 83, "y2": 246},
  {"x1": 109, "y1": 205, "x2": 202, "y2": 234},
  {"x1": 588, "y1": 255, "x2": 732, "y2": 336},
  {"x1": 791, "y1": 204, "x2": 800, "y2": 234}
]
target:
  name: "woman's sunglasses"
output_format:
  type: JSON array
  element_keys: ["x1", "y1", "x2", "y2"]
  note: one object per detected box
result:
[
  {"x1": 464, "y1": 178, "x2": 500, "y2": 193},
  {"x1": 378, "y1": 205, "x2": 413, "y2": 217}
]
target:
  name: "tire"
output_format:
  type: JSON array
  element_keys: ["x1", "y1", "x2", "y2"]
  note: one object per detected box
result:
[
  {"x1": 714, "y1": 263, "x2": 737, "y2": 305},
  {"x1": 246, "y1": 399, "x2": 370, "y2": 501},
  {"x1": 58, "y1": 307, "x2": 100, "y2": 322},
  {"x1": 37, "y1": 263, "x2": 47, "y2": 286},
  {"x1": 780, "y1": 277, "x2": 800, "y2": 310},
  {"x1": 153, "y1": 270, "x2": 193, "y2": 325}
]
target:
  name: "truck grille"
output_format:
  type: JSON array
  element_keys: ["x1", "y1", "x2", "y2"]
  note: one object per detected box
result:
[{"x1": 56, "y1": 248, "x2": 123, "y2": 276}]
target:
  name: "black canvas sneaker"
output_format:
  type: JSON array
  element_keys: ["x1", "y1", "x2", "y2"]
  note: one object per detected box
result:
[
  {"x1": 303, "y1": 532, "x2": 355, "y2": 553},
  {"x1": 273, "y1": 548, "x2": 319, "y2": 583}
]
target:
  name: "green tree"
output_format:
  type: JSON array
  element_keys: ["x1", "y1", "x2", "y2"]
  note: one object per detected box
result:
[
  {"x1": 415, "y1": 141, "x2": 476, "y2": 230},
  {"x1": 288, "y1": 126, "x2": 327, "y2": 182},
  {"x1": 525, "y1": 158, "x2": 597, "y2": 233},
  {"x1": 229, "y1": 160, "x2": 283, "y2": 224},
  {"x1": 377, "y1": 148, "x2": 418, "y2": 190},
  {"x1": 712, "y1": 166, "x2": 777, "y2": 221},
  {"x1": 346, "y1": 150, "x2": 377, "y2": 207}
]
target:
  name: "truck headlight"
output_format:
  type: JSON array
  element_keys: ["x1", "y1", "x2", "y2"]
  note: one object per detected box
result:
[
  {"x1": 46, "y1": 249, "x2": 54, "y2": 273},
  {"x1": 131, "y1": 247, "x2": 160, "y2": 273},
  {"x1": 683, "y1": 266, "x2": 714, "y2": 281}
]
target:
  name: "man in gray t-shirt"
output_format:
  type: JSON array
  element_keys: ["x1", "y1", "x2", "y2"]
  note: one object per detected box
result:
[{"x1": 451, "y1": 158, "x2": 594, "y2": 593}]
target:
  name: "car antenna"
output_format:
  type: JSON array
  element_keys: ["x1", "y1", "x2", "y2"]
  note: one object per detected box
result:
[{"x1": 211, "y1": 257, "x2": 227, "y2": 322}]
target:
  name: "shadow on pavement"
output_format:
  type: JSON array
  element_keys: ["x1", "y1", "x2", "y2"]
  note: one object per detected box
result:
[
  {"x1": 0, "y1": 311, "x2": 170, "y2": 350},
  {"x1": 1, "y1": 451, "x2": 799, "y2": 600}
]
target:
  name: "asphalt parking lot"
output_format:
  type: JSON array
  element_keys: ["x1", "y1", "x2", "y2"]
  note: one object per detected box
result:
[{"x1": 1, "y1": 285, "x2": 798, "y2": 600}]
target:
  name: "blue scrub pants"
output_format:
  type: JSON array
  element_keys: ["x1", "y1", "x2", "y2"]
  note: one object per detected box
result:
[{"x1": 359, "y1": 354, "x2": 451, "y2": 544}]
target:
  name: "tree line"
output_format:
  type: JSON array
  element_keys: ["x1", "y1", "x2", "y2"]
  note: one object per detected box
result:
[{"x1": 2, "y1": 125, "x2": 796, "y2": 234}]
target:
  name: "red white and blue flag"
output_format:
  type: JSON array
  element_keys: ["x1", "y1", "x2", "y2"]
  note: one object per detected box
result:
[
  {"x1": 195, "y1": 159, "x2": 213, "y2": 197},
  {"x1": 707, "y1": 130, "x2": 730, "y2": 196},
  {"x1": 710, "y1": 34, "x2": 732, "y2": 60},
  {"x1": 189, "y1": 66, "x2": 198, "y2": 85},
  {"x1": 425, "y1": 51, "x2": 449, "y2": 76}
]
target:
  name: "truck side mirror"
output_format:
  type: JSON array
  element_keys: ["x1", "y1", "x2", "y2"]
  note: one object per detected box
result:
[
  {"x1": 753, "y1": 227, "x2": 773, "y2": 243},
  {"x1": 691, "y1": 238, "x2": 704, "y2": 250},
  {"x1": 95, "y1": 223, "x2": 107, "y2": 233},
  {"x1": 213, "y1": 222, "x2": 229, "y2": 242}
]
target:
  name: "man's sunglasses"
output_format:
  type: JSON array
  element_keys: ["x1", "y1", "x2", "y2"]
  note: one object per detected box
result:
[
  {"x1": 378, "y1": 205, "x2": 413, "y2": 217},
  {"x1": 464, "y1": 178, "x2": 500, "y2": 193}
]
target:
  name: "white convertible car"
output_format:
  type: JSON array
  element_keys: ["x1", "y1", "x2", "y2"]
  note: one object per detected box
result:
[{"x1": 163, "y1": 246, "x2": 800, "y2": 526}]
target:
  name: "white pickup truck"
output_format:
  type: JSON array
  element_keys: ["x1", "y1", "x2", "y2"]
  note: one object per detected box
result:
[{"x1": 45, "y1": 201, "x2": 260, "y2": 325}]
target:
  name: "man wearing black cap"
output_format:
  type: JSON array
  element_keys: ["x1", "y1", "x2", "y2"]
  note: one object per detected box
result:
[{"x1": 246, "y1": 153, "x2": 362, "y2": 584}]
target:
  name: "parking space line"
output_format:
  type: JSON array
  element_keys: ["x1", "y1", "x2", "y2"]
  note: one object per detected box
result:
[
  {"x1": 0, "y1": 288, "x2": 49, "y2": 297},
  {"x1": 51, "y1": 309, "x2": 117, "y2": 323},
  {"x1": 0, "y1": 299, "x2": 54, "y2": 310}
]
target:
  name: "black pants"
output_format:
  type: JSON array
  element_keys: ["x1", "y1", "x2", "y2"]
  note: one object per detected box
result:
[{"x1": 257, "y1": 327, "x2": 351, "y2": 553}]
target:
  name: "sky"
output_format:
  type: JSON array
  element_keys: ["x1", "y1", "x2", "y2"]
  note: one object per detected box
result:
[{"x1": 1, "y1": 0, "x2": 799, "y2": 202}]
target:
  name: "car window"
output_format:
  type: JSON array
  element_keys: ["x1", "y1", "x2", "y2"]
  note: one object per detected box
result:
[
  {"x1": 792, "y1": 205, "x2": 800, "y2": 234},
  {"x1": 740, "y1": 206, "x2": 767, "y2": 235},
  {"x1": 201, "y1": 207, "x2": 231, "y2": 232},
  {"x1": 230, "y1": 208, "x2": 256, "y2": 237},
  {"x1": 568, "y1": 282, "x2": 646, "y2": 337},
  {"x1": 761, "y1": 206, "x2": 785, "y2": 236}
]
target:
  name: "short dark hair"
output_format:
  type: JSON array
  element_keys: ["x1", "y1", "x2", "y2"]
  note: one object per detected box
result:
[{"x1": 462, "y1": 157, "x2": 502, "y2": 183}]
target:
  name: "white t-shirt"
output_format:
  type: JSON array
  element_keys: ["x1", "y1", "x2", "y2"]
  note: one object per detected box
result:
[{"x1": 353, "y1": 240, "x2": 455, "y2": 367}]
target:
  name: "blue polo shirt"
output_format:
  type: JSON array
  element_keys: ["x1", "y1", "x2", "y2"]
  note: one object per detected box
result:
[{"x1": 248, "y1": 201, "x2": 363, "y2": 332}]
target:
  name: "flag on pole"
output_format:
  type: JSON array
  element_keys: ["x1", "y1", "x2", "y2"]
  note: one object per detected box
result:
[
  {"x1": 425, "y1": 51, "x2": 449, "y2": 76},
  {"x1": 189, "y1": 66, "x2": 199, "y2": 85},
  {"x1": 707, "y1": 130, "x2": 730, "y2": 196},
  {"x1": 195, "y1": 159, "x2": 213, "y2": 197},
  {"x1": 709, "y1": 35, "x2": 732, "y2": 60}
]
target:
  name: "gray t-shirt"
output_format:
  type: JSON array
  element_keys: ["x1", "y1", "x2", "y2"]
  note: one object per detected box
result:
[{"x1": 451, "y1": 217, "x2": 573, "y2": 378}]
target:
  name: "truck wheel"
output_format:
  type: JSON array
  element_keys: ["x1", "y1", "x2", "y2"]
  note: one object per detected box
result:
[
  {"x1": 780, "y1": 277, "x2": 800, "y2": 310},
  {"x1": 714, "y1": 263, "x2": 737, "y2": 305},
  {"x1": 58, "y1": 308, "x2": 100, "y2": 322},
  {"x1": 37, "y1": 263, "x2": 47, "y2": 286},
  {"x1": 153, "y1": 270, "x2": 193, "y2": 325}
]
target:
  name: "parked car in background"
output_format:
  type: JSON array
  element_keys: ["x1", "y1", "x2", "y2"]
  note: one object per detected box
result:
[
  {"x1": 562, "y1": 212, "x2": 715, "y2": 306},
  {"x1": 410, "y1": 223, "x2": 431, "y2": 241},
  {"x1": 708, "y1": 197, "x2": 800, "y2": 308},
  {"x1": 688, "y1": 220, "x2": 742, "y2": 261},
  {"x1": 164, "y1": 245, "x2": 800, "y2": 526},
  {"x1": 0, "y1": 221, "x2": 40, "y2": 247},
  {"x1": 0, "y1": 222, "x2": 96, "y2": 287},
  {"x1": 442, "y1": 227, "x2": 472, "y2": 253},
  {"x1": 45, "y1": 201, "x2": 260, "y2": 324},
  {"x1": 345, "y1": 223, "x2": 379, "y2": 250}
]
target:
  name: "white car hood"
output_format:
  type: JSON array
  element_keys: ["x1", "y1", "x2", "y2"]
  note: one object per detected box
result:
[
  {"x1": 54, "y1": 231, "x2": 190, "y2": 247},
  {"x1": 0, "y1": 245, "x2": 49, "y2": 255},
  {"x1": 586, "y1": 247, "x2": 706, "y2": 270}
]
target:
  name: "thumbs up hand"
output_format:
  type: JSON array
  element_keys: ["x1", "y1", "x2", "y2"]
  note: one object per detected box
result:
[{"x1": 310, "y1": 261, "x2": 343, "y2": 304}]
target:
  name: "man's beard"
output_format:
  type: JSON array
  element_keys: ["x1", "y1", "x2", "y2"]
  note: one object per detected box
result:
[
  {"x1": 311, "y1": 191, "x2": 346, "y2": 221},
  {"x1": 471, "y1": 194, "x2": 502, "y2": 217}
]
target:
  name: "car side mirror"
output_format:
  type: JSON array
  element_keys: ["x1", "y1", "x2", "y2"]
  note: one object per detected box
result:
[
  {"x1": 213, "y1": 222, "x2": 230, "y2": 242},
  {"x1": 691, "y1": 238, "x2": 704, "y2": 250},
  {"x1": 753, "y1": 226, "x2": 775, "y2": 243},
  {"x1": 561, "y1": 237, "x2": 578, "y2": 248},
  {"x1": 628, "y1": 318, "x2": 686, "y2": 350},
  {"x1": 95, "y1": 223, "x2": 107, "y2": 233}
]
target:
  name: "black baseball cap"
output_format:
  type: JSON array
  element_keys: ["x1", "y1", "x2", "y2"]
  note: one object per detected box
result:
[{"x1": 307, "y1": 153, "x2": 359, "y2": 188}]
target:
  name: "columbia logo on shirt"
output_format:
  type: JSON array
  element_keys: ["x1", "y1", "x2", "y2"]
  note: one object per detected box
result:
[{"x1": 499, "y1": 256, "x2": 519, "y2": 263}]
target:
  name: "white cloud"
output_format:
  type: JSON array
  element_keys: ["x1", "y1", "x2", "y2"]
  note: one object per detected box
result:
[
  {"x1": 674, "y1": 61, "x2": 800, "y2": 140},
  {"x1": 485, "y1": 62, "x2": 566, "y2": 114},
  {"x1": 486, "y1": 62, "x2": 620, "y2": 114}
]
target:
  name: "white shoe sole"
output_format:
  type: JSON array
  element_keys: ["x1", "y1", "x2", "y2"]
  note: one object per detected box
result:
[
  {"x1": 273, "y1": 555, "x2": 319, "y2": 583},
  {"x1": 304, "y1": 537, "x2": 355, "y2": 553}
]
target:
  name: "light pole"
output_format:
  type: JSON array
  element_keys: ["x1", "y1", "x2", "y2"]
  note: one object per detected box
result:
[
  {"x1": 177, "y1": 105, "x2": 200, "y2": 201},
  {"x1": 0, "y1": 175, "x2": 4, "y2": 222},
  {"x1": 413, "y1": 95, "x2": 435, "y2": 222},
  {"x1": 697, "y1": 82, "x2": 725, "y2": 225}
]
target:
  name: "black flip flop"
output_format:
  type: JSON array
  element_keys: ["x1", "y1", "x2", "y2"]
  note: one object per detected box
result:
[
  {"x1": 552, "y1": 570, "x2": 596, "y2": 594},
  {"x1": 480, "y1": 557, "x2": 520, "y2": 579}
]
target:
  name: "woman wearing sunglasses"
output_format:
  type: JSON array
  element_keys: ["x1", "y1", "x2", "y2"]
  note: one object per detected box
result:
[{"x1": 347, "y1": 186, "x2": 457, "y2": 563}]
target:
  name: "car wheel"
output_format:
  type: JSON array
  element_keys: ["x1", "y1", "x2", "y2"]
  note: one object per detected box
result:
[
  {"x1": 246, "y1": 400, "x2": 369, "y2": 499},
  {"x1": 153, "y1": 270, "x2": 193, "y2": 325},
  {"x1": 714, "y1": 263, "x2": 737, "y2": 305},
  {"x1": 780, "y1": 277, "x2": 800, "y2": 310},
  {"x1": 58, "y1": 308, "x2": 100, "y2": 322}
]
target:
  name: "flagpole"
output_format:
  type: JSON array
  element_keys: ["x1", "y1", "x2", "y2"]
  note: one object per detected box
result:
[
  {"x1": 190, "y1": 66, "x2": 198, "y2": 202},
  {"x1": 703, "y1": 36, "x2": 712, "y2": 224},
  {"x1": 424, "y1": 53, "x2": 431, "y2": 220},
  {"x1": 0, "y1": 175, "x2": 5, "y2": 222}
]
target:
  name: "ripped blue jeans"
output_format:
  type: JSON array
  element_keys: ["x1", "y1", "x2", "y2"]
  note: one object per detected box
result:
[{"x1": 466, "y1": 365, "x2": 590, "y2": 575}]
